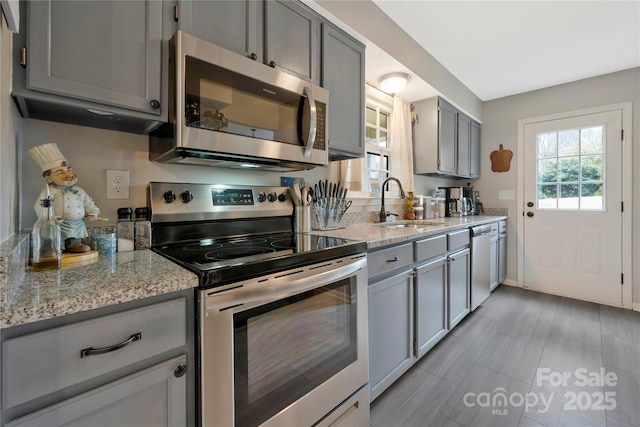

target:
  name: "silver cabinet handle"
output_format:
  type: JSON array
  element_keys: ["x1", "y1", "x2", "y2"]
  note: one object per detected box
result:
[
  {"x1": 303, "y1": 86, "x2": 317, "y2": 158},
  {"x1": 387, "y1": 256, "x2": 399, "y2": 263},
  {"x1": 80, "y1": 332, "x2": 141, "y2": 358}
]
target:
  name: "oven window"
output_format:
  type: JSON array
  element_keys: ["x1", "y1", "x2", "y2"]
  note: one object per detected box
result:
[{"x1": 233, "y1": 277, "x2": 357, "y2": 427}]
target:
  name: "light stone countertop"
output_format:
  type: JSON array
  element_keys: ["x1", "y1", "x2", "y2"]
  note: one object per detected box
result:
[
  {"x1": 0, "y1": 234, "x2": 198, "y2": 329},
  {"x1": 0, "y1": 215, "x2": 505, "y2": 329},
  {"x1": 311, "y1": 215, "x2": 507, "y2": 250}
]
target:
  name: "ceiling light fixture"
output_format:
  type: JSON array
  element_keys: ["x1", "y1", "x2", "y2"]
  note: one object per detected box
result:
[{"x1": 379, "y1": 72, "x2": 410, "y2": 94}]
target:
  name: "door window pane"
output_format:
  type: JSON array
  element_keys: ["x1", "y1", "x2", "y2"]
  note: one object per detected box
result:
[
  {"x1": 537, "y1": 132, "x2": 557, "y2": 158},
  {"x1": 535, "y1": 125, "x2": 604, "y2": 210}
]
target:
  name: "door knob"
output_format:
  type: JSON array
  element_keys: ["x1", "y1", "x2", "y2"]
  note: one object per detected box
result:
[
  {"x1": 527, "y1": 212, "x2": 534, "y2": 217},
  {"x1": 527, "y1": 202, "x2": 534, "y2": 207}
]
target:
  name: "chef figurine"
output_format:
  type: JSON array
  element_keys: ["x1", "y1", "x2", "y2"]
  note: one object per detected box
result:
[{"x1": 28, "y1": 143, "x2": 100, "y2": 253}]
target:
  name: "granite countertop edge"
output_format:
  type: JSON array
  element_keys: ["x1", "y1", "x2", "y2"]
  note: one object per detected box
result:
[
  {"x1": 1, "y1": 233, "x2": 199, "y2": 330},
  {"x1": 313, "y1": 215, "x2": 508, "y2": 250}
]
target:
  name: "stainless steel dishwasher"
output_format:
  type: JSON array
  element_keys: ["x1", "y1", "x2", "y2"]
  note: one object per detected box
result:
[{"x1": 470, "y1": 224, "x2": 492, "y2": 310}]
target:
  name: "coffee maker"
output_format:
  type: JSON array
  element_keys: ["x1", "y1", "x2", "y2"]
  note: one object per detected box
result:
[{"x1": 438, "y1": 186, "x2": 476, "y2": 217}]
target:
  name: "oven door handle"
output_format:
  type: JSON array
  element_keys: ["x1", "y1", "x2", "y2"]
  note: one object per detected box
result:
[
  {"x1": 205, "y1": 256, "x2": 366, "y2": 312},
  {"x1": 303, "y1": 86, "x2": 317, "y2": 158}
]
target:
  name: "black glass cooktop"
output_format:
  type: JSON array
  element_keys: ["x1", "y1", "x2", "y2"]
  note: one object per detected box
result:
[{"x1": 153, "y1": 232, "x2": 366, "y2": 288}]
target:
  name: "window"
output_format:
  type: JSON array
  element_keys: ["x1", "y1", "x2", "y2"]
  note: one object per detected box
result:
[
  {"x1": 536, "y1": 126, "x2": 604, "y2": 210},
  {"x1": 365, "y1": 105, "x2": 392, "y2": 197},
  {"x1": 339, "y1": 85, "x2": 413, "y2": 198}
]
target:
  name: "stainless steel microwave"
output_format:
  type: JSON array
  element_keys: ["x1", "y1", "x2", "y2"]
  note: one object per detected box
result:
[{"x1": 150, "y1": 31, "x2": 329, "y2": 171}]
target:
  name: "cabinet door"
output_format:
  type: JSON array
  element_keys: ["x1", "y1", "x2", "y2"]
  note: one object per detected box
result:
[
  {"x1": 456, "y1": 113, "x2": 471, "y2": 177},
  {"x1": 264, "y1": 0, "x2": 319, "y2": 83},
  {"x1": 6, "y1": 356, "x2": 187, "y2": 427},
  {"x1": 176, "y1": 0, "x2": 260, "y2": 59},
  {"x1": 470, "y1": 120, "x2": 481, "y2": 178},
  {"x1": 437, "y1": 99, "x2": 457, "y2": 174},
  {"x1": 415, "y1": 257, "x2": 448, "y2": 359},
  {"x1": 448, "y1": 248, "x2": 470, "y2": 329},
  {"x1": 498, "y1": 233, "x2": 507, "y2": 285},
  {"x1": 368, "y1": 270, "x2": 414, "y2": 401},
  {"x1": 489, "y1": 235, "x2": 499, "y2": 291},
  {"x1": 27, "y1": 0, "x2": 162, "y2": 115},
  {"x1": 322, "y1": 23, "x2": 365, "y2": 160}
]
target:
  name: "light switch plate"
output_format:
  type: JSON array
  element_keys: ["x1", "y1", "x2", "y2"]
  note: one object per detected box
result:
[
  {"x1": 106, "y1": 170, "x2": 130, "y2": 200},
  {"x1": 498, "y1": 190, "x2": 515, "y2": 200}
]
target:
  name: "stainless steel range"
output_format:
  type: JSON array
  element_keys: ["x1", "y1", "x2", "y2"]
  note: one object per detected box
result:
[{"x1": 149, "y1": 182, "x2": 370, "y2": 427}]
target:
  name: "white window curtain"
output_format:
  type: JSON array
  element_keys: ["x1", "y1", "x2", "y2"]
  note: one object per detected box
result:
[
  {"x1": 390, "y1": 96, "x2": 414, "y2": 193},
  {"x1": 340, "y1": 90, "x2": 414, "y2": 196}
]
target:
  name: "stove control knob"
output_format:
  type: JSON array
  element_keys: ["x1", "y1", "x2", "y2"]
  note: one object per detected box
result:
[
  {"x1": 163, "y1": 190, "x2": 176, "y2": 203},
  {"x1": 267, "y1": 192, "x2": 277, "y2": 202},
  {"x1": 278, "y1": 192, "x2": 287, "y2": 202},
  {"x1": 257, "y1": 192, "x2": 266, "y2": 203},
  {"x1": 180, "y1": 190, "x2": 193, "y2": 203}
]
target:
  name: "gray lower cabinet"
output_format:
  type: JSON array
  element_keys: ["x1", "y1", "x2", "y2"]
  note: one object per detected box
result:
[
  {"x1": 1, "y1": 290, "x2": 193, "y2": 427},
  {"x1": 368, "y1": 269, "x2": 414, "y2": 401},
  {"x1": 322, "y1": 22, "x2": 366, "y2": 160},
  {"x1": 448, "y1": 248, "x2": 471, "y2": 329},
  {"x1": 13, "y1": 0, "x2": 166, "y2": 134},
  {"x1": 414, "y1": 256, "x2": 447, "y2": 358},
  {"x1": 489, "y1": 220, "x2": 507, "y2": 291},
  {"x1": 489, "y1": 229, "x2": 499, "y2": 291},
  {"x1": 6, "y1": 355, "x2": 187, "y2": 427},
  {"x1": 498, "y1": 222, "x2": 507, "y2": 285}
]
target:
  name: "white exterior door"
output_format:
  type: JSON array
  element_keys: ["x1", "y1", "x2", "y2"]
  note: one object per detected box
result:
[{"x1": 522, "y1": 109, "x2": 624, "y2": 306}]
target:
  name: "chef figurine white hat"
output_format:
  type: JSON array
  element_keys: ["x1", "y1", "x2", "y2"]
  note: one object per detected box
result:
[{"x1": 28, "y1": 143, "x2": 67, "y2": 172}]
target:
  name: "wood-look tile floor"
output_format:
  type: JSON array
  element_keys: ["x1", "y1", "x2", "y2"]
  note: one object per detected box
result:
[{"x1": 370, "y1": 285, "x2": 640, "y2": 427}]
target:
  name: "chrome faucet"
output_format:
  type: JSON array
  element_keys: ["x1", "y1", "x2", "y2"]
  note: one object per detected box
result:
[{"x1": 379, "y1": 177, "x2": 406, "y2": 222}]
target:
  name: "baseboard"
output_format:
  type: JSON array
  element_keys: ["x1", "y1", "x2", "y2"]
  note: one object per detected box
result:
[
  {"x1": 500, "y1": 279, "x2": 519, "y2": 287},
  {"x1": 633, "y1": 302, "x2": 640, "y2": 312}
]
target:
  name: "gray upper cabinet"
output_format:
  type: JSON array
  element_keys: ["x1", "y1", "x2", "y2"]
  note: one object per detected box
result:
[
  {"x1": 176, "y1": 0, "x2": 261, "y2": 60},
  {"x1": 470, "y1": 120, "x2": 481, "y2": 178},
  {"x1": 321, "y1": 22, "x2": 365, "y2": 160},
  {"x1": 177, "y1": 0, "x2": 320, "y2": 84},
  {"x1": 12, "y1": 0, "x2": 166, "y2": 134},
  {"x1": 265, "y1": 0, "x2": 319, "y2": 84},
  {"x1": 413, "y1": 96, "x2": 481, "y2": 179}
]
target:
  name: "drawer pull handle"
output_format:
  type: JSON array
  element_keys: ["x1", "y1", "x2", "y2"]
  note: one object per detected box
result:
[
  {"x1": 80, "y1": 332, "x2": 142, "y2": 358},
  {"x1": 387, "y1": 256, "x2": 399, "y2": 263}
]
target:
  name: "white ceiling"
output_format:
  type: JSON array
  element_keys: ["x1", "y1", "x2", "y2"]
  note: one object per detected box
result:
[{"x1": 371, "y1": 0, "x2": 640, "y2": 101}]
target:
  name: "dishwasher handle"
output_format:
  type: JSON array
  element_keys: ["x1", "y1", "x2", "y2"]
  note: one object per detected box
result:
[{"x1": 471, "y1": 225, "x2": 492, "y2": 236}]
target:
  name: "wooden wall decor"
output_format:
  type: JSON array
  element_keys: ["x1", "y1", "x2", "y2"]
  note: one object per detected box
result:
[{"x1": 490, "y1": 144, "x2": 513, "y2": 172}]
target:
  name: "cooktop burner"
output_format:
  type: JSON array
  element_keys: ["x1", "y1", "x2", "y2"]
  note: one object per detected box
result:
[{"x1": 153, "y1": 231, "x2": 365, "y2": 288}]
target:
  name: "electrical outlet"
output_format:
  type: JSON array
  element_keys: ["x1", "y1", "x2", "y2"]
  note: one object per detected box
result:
[{"x1": 106, "y1": 170, "x2": 130, "y2": 200}]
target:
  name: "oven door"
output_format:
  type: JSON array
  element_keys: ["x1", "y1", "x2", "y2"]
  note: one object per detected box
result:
[{"x1": 200, "y1": 254, "x2": 368, "y2": 427}]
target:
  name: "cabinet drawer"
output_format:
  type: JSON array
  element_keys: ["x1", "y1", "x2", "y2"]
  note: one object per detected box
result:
[
  {"x1": 415, "y1": 234, "x2": 447, "y2": 262},
  {"x1": 3, "y1": 297, "x2": 187, "y2": 409},
  {"x1": 490, "y1": 222, "x2": 499, "y2": 235},
  {"x1": 498, "y1": 220, "x2": 507, "y2": 234},
  {"x1": 368, "y1": 243, "x2": 413, "y2": 279},
  {"x1": 448, "y1": 229, "x2": 470, "y2": 250}
]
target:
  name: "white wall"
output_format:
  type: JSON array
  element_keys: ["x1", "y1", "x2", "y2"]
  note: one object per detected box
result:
[
  {"x1": 20, "y1": 119, "x2": 339, "y2": 230},
  {"x1": 478, "y1": 67, "x2": 640, "y2": 307}
]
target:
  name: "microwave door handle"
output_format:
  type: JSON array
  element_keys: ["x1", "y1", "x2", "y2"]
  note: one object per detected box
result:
[{"x1": 303, "y1": 86, "x2": 317, "y2": 158}]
